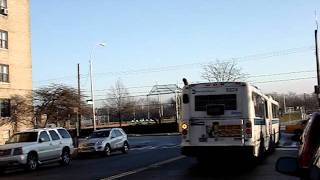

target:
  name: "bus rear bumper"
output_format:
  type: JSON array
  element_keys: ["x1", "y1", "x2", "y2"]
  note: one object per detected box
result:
[{"x1": 181, "y1": 146, "x2": 254, "y2": 159}]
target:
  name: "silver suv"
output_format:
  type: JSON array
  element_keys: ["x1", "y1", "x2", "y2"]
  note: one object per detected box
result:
[
  {"x1": 0, "y1": 128, "x2": 74, "y2": 172},
  {"x1": 78, "y1": 128, "x2": 129, "y2": 156}
]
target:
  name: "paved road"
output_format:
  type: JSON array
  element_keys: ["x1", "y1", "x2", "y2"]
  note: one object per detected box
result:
[
  {"x1": 0, "y1": 134, "x2": 298, "y2": 180},
  {"x1": 118, "y1": 148, "x2": 298, "y2": 180},
  {"x1": 1, "y1": 135, "x2": 181, "y2": 180}
]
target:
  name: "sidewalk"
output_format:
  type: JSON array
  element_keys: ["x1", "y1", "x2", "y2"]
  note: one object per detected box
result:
[{"x1": 127, "y1": 132, "x2": 181, "y2": 137}]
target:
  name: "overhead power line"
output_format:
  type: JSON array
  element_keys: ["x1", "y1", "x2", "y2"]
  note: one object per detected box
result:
[
  {"x1": 252, "y1": 76, "x2": 316, "y2": 84},
  {"x1": 92, "y1": 76, "x2": 317, "y2": 102},
  {"x1": 81, "y1": 69, "x2": 315, "y2": 93},
  {"x1": 247, "y1": 70, "x2": 315, "y2": 78},
  {"x1": 93, "y1": 46, "x2": 314, "y2": 77},
  {"x1": 33, "y1": 46, "x2": 314, "y2": 84},
  {"x1": 4, "y1": 76, "x2": 315, "y2": 98}
]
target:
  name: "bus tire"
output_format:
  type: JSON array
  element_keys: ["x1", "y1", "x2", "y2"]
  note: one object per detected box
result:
[
  {"x1": 257, "y1": 138, "x2": 265, "y2": 161},
  {"x1": 268, "y1": 135, "x2": 275, "y2": 154}
]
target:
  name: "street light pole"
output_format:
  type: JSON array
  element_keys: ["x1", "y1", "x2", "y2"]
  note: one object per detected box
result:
[{"x1": 89, "y1": 43, "x2": 105, "y2": 131}]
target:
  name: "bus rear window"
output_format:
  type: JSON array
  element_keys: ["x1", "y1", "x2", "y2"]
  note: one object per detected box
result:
[{"x1": 195, "y1": 94, "x2": 237, "y2": 111}]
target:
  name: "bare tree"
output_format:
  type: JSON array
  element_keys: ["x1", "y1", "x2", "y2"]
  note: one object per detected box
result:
[
  {"x1": 0, "y1": 94, "x2": 34, "y2": 132},
  {"x1": 201, "y1": 60, "x2": 247, "y2": 82},
  {"x1": 147, "y1": 99, "x2": 161, "y2": 124},
  {"x1": 268, "y1": 92, "x2": 318, "y2": 113},
  {"x1": 8, "y1": 94, "x2": 34, "y2": 132},
  {"x1": 33, "y1": 84, "x2": 88, "y2": 127},
  {"x1": 106, "y1": 80, "x2": 131, "y2": 126}
]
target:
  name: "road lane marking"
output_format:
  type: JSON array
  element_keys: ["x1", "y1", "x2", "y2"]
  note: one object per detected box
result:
[
  {"x1": 276, "y1": 147, "x2": 298, "y2": 151},
  {"x1": 101, "y1": 155, "x2": 185, "y2": 180},
  {"x1": 130, "y1": 144, "x2": 180, "y2": 151}
]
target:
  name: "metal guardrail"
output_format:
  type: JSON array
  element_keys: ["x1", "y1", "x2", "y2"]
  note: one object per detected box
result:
[{"x1": 280, "y1": 119, "x2": 303, "y2": 126}]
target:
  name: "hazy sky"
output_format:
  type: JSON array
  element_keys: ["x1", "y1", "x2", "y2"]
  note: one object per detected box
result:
[{"x1": 30, "y1": 0, "x2": 320, "y2": 99}]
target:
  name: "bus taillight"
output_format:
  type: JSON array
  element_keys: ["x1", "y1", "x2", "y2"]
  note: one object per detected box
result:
[
  {"x1": 181, "y1": 123, "x2": 188, "y2": 135},
  {"x1": 182, "y1": 129, "x2": 188, "y2": 135},
  {"x1": 245, "y1": 121, "x2": 252, "y2": 138}
]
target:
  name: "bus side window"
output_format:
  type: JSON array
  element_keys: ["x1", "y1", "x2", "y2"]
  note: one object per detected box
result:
[
  {"x1": 264, "y1": 100, "x2": 269, "y2": 119},
  {"x1": 253, "y1": 93, "x2": 265, "y2": 118},
  {"x1": 183, "y1": 94, "x2": 189, "y2": 104},
  {"x1": 272, "y1": 104, "x2": 279, "y2": 118}
]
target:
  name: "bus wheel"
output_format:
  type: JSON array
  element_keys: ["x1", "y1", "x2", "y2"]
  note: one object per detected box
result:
[
  {"x1": 257, "y1": 138, "x2": 265, "y2": 161},
  {"x1": 268, "y1": 135, "x2": 275, "y2": 154}
]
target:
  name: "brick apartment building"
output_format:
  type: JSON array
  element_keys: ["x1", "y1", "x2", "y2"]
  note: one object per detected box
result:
[{"x1": 0, "y1": 0, "x2": 32, "y2": 144}]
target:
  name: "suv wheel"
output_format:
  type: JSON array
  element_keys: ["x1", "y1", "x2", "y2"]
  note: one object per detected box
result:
[
  {"x1": 60, "y1": 149, "x2": 71, "y2": 166},
  {"x1": 104, "y1": 144, "x2": 111, "y2": 157},
  {"x1": 25, "y1": 153, "x2": 38, "y2": 171},
  {"x1": 122, "y1": 142, "x2": 129, "y2": 154}
]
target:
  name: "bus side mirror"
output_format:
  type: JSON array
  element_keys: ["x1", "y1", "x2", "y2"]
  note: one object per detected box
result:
[{"x1": 38, "y1": 138, "x2": 45, "y2": 143}]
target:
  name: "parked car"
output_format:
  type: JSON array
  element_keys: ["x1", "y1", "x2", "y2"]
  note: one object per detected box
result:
[
  {"x1": 285, "y1": 119, "x2": 309, "y2": 135},
  {"x1": 0, "y1": 128, "x2": 74, "y2": 173},
  {"x1": 78, "y1": 128, "x2": 129, "y2": 156},
  {"x1": 276, "y1": 112, "x2": 320, "y2": 180}
]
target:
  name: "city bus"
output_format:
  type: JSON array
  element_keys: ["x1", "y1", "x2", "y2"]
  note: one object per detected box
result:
[{"x1": 180, "y1": 81, "x2": 280, "y2": 161}]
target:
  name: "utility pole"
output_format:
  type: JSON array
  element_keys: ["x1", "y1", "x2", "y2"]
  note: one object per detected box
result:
[
  {"x1": 174, "y1": 90, "x2": 179, "y2": 124},
  {"x1": 283, "y1": 95, "x2": 286, "y2": 113},
  {"x1": 107, "y1": 107, "x2": 110, "y2": 124},
  {"x1": 147, "y1": 95, "x2": 150, "y2": 120},
  {"x1": 314, "y1": 11, "x2": 320, "y2": 107},
  {"x1": 316, "y1": 28, "x2": 320, "y2": 107},
  {"x1": 77, "y1": 64, "x2": 81, "y2": 137},
  {"x1": 304, "y1": 93, "x2": 307, "y2": 113},
  {"x1": 158, "y1": 93, "x2": 163, "y2": 124}
]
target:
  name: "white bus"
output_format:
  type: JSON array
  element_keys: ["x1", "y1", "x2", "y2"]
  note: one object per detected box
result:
[{"x1": 180, "y1": 81, "x2": 280, "y2": 161}]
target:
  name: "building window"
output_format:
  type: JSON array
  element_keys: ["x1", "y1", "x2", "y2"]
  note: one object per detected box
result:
[
  {"x1": 0, "y1": 0, "x2": 7, "y2": 15},
  {"x1": 0, "y1": 99, "x2": 10, "y2": 117},
  {"x1": 0, "y1": 31, "x2": 8, "y2": 49},
  {"x1": 0, "y1": 64, "x2": 8, "y2": 82},
  {"x1": 0, "y1": 0, "x2": 6, "y2": 8}
]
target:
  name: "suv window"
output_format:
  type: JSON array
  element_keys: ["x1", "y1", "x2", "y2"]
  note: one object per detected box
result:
[
  {"x1": 111, "y1": 131, "x2": 117, "y2": 138},
  {"x1": 89, "y1": 130, "x2": 110, "y2": 139},
  {"x1": 49, "y1": 130, "x2": 60, "y2": 141},
  {"x1": 6, "y1": 132, "x2": 38, "y2": 144},
  {"x1": 39, "y1": 131, "x2": 50, "y2": 142},
  {"x1": 57, "y1": 129, "x2": 71, "y2": 139},
  {"x1": 115, "y1": 130, "x2": 123, "y2": 137},
  {"x1": 119, "y1": 129, "x2": 126, "y2": 135}
]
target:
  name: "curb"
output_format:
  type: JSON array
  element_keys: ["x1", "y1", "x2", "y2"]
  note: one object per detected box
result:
[{"x1": 128, "y1": 133, "x2": 181, "y2": 137}]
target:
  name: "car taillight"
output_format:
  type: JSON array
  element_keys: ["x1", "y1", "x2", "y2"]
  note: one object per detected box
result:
[
  {"x1": 13, "y1": 147, "x2": 23, "y2": 155},
  {"x1": 245, "y1": 122, "x2": 252, "y2": 138}
]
